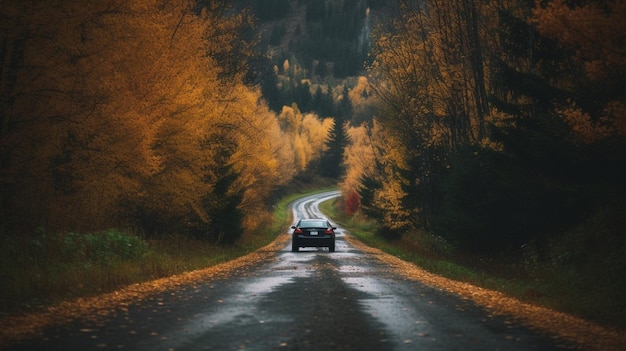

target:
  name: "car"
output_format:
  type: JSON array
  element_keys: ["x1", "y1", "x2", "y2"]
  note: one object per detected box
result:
[{"x1": 291, "y1": 218, "x2": 337, "y2": 252}]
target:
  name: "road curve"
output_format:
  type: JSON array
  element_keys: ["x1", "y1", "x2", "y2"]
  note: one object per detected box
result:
[{"x1": 2, "y1": 191, "x2": 605, "y2": 350}]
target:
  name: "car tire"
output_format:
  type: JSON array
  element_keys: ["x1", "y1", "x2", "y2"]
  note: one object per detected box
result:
[
  {"x1": 329, "y1": 242, "x2": 335, "y2": 252},
  {"x1": 291, "y1": 240, "x2": 299, "y2": 252}
]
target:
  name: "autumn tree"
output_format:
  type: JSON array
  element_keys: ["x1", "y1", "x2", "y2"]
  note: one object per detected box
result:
[
  {"x1": 277, "y1": 104, "x2": 333, "y2": 172},
  {"x1": 346, "y1": 0, "x2": 626, "y2": 256},
  {"x1": 348, "y1": 76, "x2": 377, "y2": 125},
  {"x1": 0, "y1": 0, "x2": 301, "y2": 243},
  {"x1": 341, "y1": 120, "x2": 413, "y2": 234},
  {"x1": 362, "y1": 0, "x2": 495, "y2": 232},
  {"x1": 422, "y1": 0, "x2": 578, "y2": 252},
  {"x1": 1, "y1": 0, "x2": 167, "y2": 233}
]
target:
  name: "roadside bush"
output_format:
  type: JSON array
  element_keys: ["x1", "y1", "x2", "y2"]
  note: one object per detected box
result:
[
  {"x1": 83, "y1": 230, "x2": 148, "y2": 263},
  {"x1": 343, "y1": 190, "x2": 360, "y2": 217}
]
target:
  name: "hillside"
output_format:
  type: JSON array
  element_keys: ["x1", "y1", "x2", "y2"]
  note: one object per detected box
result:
[{"x1": 234, "y1": 0, "x2": 393, "y2": 115}]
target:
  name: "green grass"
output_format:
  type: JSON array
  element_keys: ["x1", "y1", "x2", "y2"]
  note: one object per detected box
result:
[
  {"x1": 0, "y1": 188, "x2": 332, "y2": 317},
  {"x1": 319, "y1": 197, "x2": 626, "y2": 331},
  {"x1": 0, "y1": 230, "x2": 239, "y2": 314}
]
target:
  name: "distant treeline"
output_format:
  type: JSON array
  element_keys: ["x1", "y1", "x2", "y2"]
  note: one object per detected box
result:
[{"x1": 248, "y1": 0, "x2": 375, "y2": 79}]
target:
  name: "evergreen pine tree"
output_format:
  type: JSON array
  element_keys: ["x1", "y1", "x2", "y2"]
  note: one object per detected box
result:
[{"x1": 320, "y1": 85, "x2": 351, "y2": 178}]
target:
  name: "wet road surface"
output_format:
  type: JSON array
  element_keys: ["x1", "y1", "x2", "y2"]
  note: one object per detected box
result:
[{"x1": 6, "y1": 191, "x2": 575, "y2": 350}]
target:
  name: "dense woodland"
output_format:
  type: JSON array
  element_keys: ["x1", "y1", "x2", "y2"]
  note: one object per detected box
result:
[
  {"x1": 348, "y1": 0, "x2": 625, "y2": 247},
  {"x1": 246, "y1": 0, "x2": 625, "y2": 270},
  {"x1": 0, "y1": 0, "x2": 334, "y2": 244},
  {"x1": 1, "y1": 0, "x2": 625, "y2": 295},
  {"x1": 339, "y1": 0, "x2": 626, "y2": 305}
]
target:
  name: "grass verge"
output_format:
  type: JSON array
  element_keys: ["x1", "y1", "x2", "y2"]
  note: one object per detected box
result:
[
  {"x1": 320, "y1": 197, "x2": 625, "y2": 331},
  {"x1": 0, "y1": 188, "x2": 331, "y2": 318}
]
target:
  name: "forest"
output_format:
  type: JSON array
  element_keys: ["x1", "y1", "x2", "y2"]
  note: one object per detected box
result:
[
  {"x1": 344, "y1": 0, "x2": 625, "y2": 250},
  {"x1": 0, "y1": 0, "x2": 334, "y2": 244},
  {"x1": 338, "y1": 0, "x2": 626, "y2": 324},
  {"x1": 245, "y1": 0, "x2": 625, "y2": 271},
  {"x1": 1, "y1": 0, "x2": 625, "y2": 326}
]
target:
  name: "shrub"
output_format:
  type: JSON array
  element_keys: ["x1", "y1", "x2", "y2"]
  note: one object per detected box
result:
[
  {"x1": 344, "y1": 190, "x2": 360, "y2": 216},
  {"x1": 82, "y1": 230, "x2": 148, "y2": 263}
]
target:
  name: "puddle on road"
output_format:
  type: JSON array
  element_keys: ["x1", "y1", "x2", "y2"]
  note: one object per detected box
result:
[
  {"x1": 240, "y1": 276, "x2": 291, "y2": 294},
  {"x1": 160, "y1": 262, "x2": 314, "y2": 349},
  {"x1": 339, "y1": 264, "x2": 371, "y2": 274},
  {"x1": 342, "y1": 276, "x2": 433, "y2": 345},
  {"x1": 343, "y1": 277, "x2": 396, "y2": 298}
]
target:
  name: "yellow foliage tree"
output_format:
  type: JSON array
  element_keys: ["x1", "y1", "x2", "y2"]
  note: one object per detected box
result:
[
  {"x1": 1, "y1": 1, "x2": 170, "y2": 231},
  {"x1": 0, "y1": 0, "x2": 298, "y2": 238},
  {"x1": 348, "y1": 76, "x2": 378, "y2": 124},
  {"x1": 277, "y1": 104, "x2": 332, "y2": 172},
  {"x1": 341, "y1": 120, "x2": 413, "y2": 231},
  {"x1": 363, "y1": 0, "x2": 498, "y2": 228}
]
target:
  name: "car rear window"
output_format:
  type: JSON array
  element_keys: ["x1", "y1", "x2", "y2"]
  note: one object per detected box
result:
[{"x1": 300, "y1": 220, "x2": 327, "y2": 228}]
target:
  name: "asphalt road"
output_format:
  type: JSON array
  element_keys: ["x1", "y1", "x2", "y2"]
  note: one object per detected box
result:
[{"x1": 6, "y1": 191, "x2": 575, "y2": 351}]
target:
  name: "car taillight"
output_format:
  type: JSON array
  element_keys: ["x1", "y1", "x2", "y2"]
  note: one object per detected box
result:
[
  {"x1": 325, "y1": 228, "x2": 333, "y2": 234},
  {"x1": 294, "y1": 228, "x2": 303, "y2": 234}
]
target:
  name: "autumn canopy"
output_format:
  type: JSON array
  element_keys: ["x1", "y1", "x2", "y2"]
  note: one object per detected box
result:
[{"x1": 0, "y1": 0, "x2": 331, "y2": 241}]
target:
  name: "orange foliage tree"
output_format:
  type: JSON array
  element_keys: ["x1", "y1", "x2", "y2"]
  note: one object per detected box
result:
[
  {"x1": 341, "y1": 120, "x2": 413, "y2": 231},
  {"x1": 0, "y1": 0, "x2": 300, "y2": 241},
  {"x1": 346, "y1": 0, "x2": 626, "y2": 254},
  {"x1": 277, "y1": 104, "x2": 333, "y2": 172},
  {"x1": 350, "y1": 0, "x2": 497, "y2": 230}
]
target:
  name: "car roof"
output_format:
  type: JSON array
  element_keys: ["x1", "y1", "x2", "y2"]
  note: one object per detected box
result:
[{"x1": 297, "y1": 218, "x2": 328, "y2": 226}]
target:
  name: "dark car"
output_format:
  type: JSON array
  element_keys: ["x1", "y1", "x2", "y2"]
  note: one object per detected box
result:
[{"x1": 291, "y1": 218, "x2": 337, "y2": 252}]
